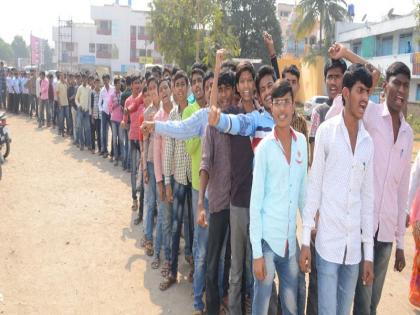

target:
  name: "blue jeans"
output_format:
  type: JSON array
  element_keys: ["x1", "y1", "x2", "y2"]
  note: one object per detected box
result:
[
  {"x1": 144, "y1": 162, "x2": 157, "y2": 241},
  {"x1": 353, "y1": 239, "x2": 393, "y2": 315},
  {"x1": 169, "y1": 180, "x2": 192, "y2": 276},
  {"x1": 316, "y1": 250, "x2": 359, "y2": 315},
  {"x1": 122, "y1": 126, "x2": 130, "y2": 169},
  {"x1": 130, "y1": 140, "x2": 140, "y2": 200},
  {"x1": 111, "y1": 121, "x2": 123, "y2": 160},
  {"x1": 191, "y1": 189, "x2": 225, "y2": 312},
  {"x1": 100, "y1": 111, "x2": 110, "y2": 153},
  {"x1": 252, "y1": 240, "x2": 299, "y2": 315},
  {"x1": 59, "y1": 106, "x2": 70, "y2": 133},
  {"x1": 78, "y1": 109, "x2": 92, "y2": 148}
]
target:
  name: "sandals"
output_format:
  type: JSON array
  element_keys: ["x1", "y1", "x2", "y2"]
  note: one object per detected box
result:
[
  {"x1": 151, "y1": 257, "x2": 160, "y2": 269},
  {"x1": 161, "y1": 260, "x2": 171, "y2": 277},
  {"x1": 159, "y1": 275, "x2": 177, "y2": 291},
  {"x1": 185, "y1": 255, "x2": 194, "y2": 266},
  {"x1": 145, "y1": 240, "x2": 154, "y2": 257},
  {"x1": 131, "y1": 199, "x2": 138, "y2": 211},
  {"x1": 188, "y1": 268, "x2": 194, "y2": 283}
]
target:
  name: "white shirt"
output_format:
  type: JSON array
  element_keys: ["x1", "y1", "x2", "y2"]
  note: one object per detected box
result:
[
  {"x1": 98, "y1": 85, "x2": 115, "y2": 115},
  {"x1": 409, "y1": 151, "x2": 420, "y2": 212},
  {"x1": 302, "y1": 113, "x2": 374, "y2": 264},
  {"x1": 35, "y1": 77, "x2": 41, "y2": 98}
]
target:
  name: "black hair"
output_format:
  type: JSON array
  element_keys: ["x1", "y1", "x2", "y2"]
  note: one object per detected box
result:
[
  {"x1": 282, "y1": 64, "x2": 300, "y2": 80},
  {"x1": 114, "y1": 78, "x2": 121, "y2": 85},
  {"x1": 142, "y1": 85, "x2": 148, "y2": 94},
  {"x1": 272, "y1": 79, "x2": 294, "y2": 102},
  {"x1": 171, "y1": 66, "x2": 180, "y2": 77},
  {"x1": 235, "y1": 61, "x2": 256, "y2": 84},
  {"x1": 221, "y1": 60, "x2": 237, "y2": 73},
  {"x1": 94, "y1": 78, "x2": 100, "y2": 82},
  {"x1": 324, "y1": 58, "x2": 347, "y2": 79},
  {"x1": 385, "y1": 61, "x2": 411, "y2": 81},
  {"x1": 157, "y1": 77, "x2": 171, "y2": 90},
  {"x1": 163, "y1": 67, "x2": 171, "y2": 75},
  {"x1": 192, "y1": 62, "x2": 208, "y2": 73},
  {"x1": 125, "y1": 76, "x2": 132, "y2": 86},
  {"x1": 102, "y1": 74, "x2": 110, "y2": 80},
  {"x1": 146, "y1": 75, "x2": 158, "y2": 88},
  {"x1": 218, "y1": 69, "x2": 235, "y2": 88},
  {"x1": 203, "y1": 71, "x2": 214, "y2": 88},
  {"x1": 151, "y1": 65, "x2": 162, "y2": 77},
  {"x1": 256, "y1": 65, "x2": 275, "y2": 95},
  {"x1": 343, "y1": 63, "x2": 373, "y2": 91},
  {"x1": 191, "y1": 68, "x2": 205, "y2": 82},
  {"x1": 144, "y1": 71, "x2": 152, "y2": 81},
  {"x1": 131, "y1": 75, "x2": 141, "y2": 83},
  {"x1": 40, "y1": 71, "x2": 45, "y2": 76},
  {"x1": 173, "y1": 70, "x2": 189, "y2": 85},
  {"x1": 47, "y1": 73, "x2": 53, "y2": 79}
]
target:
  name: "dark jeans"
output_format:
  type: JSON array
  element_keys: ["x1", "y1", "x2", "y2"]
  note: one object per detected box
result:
[
  {"x1": 91, "y1": 117, "x2": 101, "y2": 151},
  {"x1": 206, "y1": 209, "x2": 230, "y2": 315},
  {"x1": 169, "y1": 180, "x2": 192, "y2": 276},
  {"x1": 130, "y1": 140, "x2": 140, "y2": 200},
  {"x1": 306, "y1": 240, "x2": 318, "y2": 315},
  {"x1": 59, "y1": 106, "x2": 70, "y2": 133},
  {"x1": 353, "y1": 238, "x2": 393, "y2": 315},
  {"x1": 100, "y1": 111, "x2": 110, "y2": 154},
  {"x1": 21, "y1": 94, "x2": 29, "y2": 114},
  {"x1": 78, "y1": 109, "x2": 92, "y2": 148},
  {"x1": 52, "y1": 101, "x2": 58, "y2": 125},
  {"x1": 29, "y1": 95, "x2": 38, "y2": 117}
]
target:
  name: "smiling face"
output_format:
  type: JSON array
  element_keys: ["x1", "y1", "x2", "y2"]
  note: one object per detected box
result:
[
  {"x1": 191, "y1": 73, "x2": 204, "y2": 101},
  {"x1": 384, "y1": 73, "x2": 410, "y2": 115},
  {"x1": 158, "y1": 80, "x2": 172, "y2": 105},
  {"x1": 204, "y1": 77, "x2": 213, "y2": 105},
  {"x1": 343, "y1": 81, "x2": 370, "y2": 120},
  {"x1": 271, "y1": 91, "x2": 294, "y2": 129},
  {"x1": 218, "y1": 84, "x2": 234, "y2": 110},
  {"x1": 236, "y1": 70, "x2": 255, "y2": 102},
  {"x1": 258, "y1": 74, "x2": 275, "y2": 111},
  {"x1": 174, "y1": 77, "x2": 188, "y2": 103},
  {"x1": 325, "y1": 67, "x2": 344, "y2": 100},
  {"x1": 147, "y1": 80, "x2": 159, "y2": 104}
]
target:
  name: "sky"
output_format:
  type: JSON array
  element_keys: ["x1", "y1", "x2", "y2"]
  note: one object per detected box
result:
[{"x1": 0, "y1": 0, "x2": 416, "y2": 47}]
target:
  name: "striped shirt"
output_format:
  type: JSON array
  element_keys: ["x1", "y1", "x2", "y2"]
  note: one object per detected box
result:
[
  {"x1": 291, "y1": 111, "x2": 308, "y2": 140},
  {"x1": 91, "y1": 90, "x2": 101, "y2": 119},
  {"x1": 163, "y1": 105, "x2": 192, "y2": 186},
  {"x1": 142, "y1": 104, "x2": 159, "y2": 171}
]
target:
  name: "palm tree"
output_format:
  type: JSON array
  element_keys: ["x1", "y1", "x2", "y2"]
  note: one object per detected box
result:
[{"x1": 293, "y1": 0, "x2": 349, "y2": 49}]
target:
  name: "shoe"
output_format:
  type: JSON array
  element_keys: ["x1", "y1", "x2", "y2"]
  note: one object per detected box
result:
[
  {"x1": 131, "y1": 199, "x2": 138, "y2": 211},
  {"x1": 109, "y1": 157, "x2": 114, "y2": 162},
  {"x1": 134, "y1": 217, "x2": 141, "y2": 225},
  {"x1": 103, "y1": 153, "x2": 108, "y2": 158}
]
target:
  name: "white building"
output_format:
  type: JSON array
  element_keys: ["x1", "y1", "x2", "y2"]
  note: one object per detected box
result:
[
  {"x1": 52, "y1": 3, "x2": 162, "y2": 73},
  {"x1": 336, "y1": 13, "x2": 420, "y2": 102}
]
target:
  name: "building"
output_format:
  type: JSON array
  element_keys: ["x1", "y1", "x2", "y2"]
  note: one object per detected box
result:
[
  {"x1": 52, "y1": 3, "x2": 162, "y2": 73},
  {"x1": 336, "y1": 12, "x2": 420, "y2": 102}
]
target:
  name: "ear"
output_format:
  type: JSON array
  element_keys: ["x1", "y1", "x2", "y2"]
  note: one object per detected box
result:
[{"x1": 342, "y1": 87, "x2": 350, "y2": 104}]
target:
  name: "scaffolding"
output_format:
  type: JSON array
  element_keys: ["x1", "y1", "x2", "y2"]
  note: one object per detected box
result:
[{"x1": 57, "y1": 18, "x2": 73, "y2": 72}]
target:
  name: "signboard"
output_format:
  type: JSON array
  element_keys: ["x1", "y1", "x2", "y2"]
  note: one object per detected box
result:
[
  {"x1": 139, "y1": 56, "x2": 153, "y2": 64},
  {"x1": 30, "y1": 35, "x2": 44, "y2": 65},
  {"x1": 80, "y1": 55, "x2": 96, "y2": 65}
]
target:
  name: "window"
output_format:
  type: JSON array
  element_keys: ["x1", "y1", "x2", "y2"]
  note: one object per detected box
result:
[
  {"x1": 130, "y1": 48, "x2": 137, "y2": 62},
  {"x1": 96, "y1": 44, "x2": 112, "y2": 59},
  {"x1": 399, "y1": 33, "x2": 413, "y2": 54},
  {"x1": 96, "y1": 20, "x2": 112, "y2": 35},
  {"x1": 377, "y1": 36, "x2": 393, "y2": 56},
  {"x1": 279, "y1": 11, "x2": 290, "y2": 18},
  {"x1": 138, "y1": 49, "x2": 152, "y2": 57},
  {"x1": 416, "y1": 84, "x2": 420, "y2": 101},
  {"x1": 63, "y1": 42, "x2": 74, "y2": 51},
  {"x1": 130, "y1": 25, "x2": 137, "y2": 40},
  {"x1": 89, "y1": 43, "x2": 95, "y2": 53},
  {"x1": 352, "y1": 41, "x2": 361, "y2": 55}
]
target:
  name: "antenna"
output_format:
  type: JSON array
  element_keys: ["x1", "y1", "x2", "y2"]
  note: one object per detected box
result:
[
  {"x1": 362, "y1": 14, "x2": 367, "y2": 22},
  {"x1": 387, "y1": 8, "x2": 394, "y2": 18}
]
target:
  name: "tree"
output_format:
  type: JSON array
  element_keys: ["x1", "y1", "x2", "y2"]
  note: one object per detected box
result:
[
  {"x1": 0, "y1": 38, "x2": 13, "y2": 64},
  {"x1": 148, "y1": 0, "x2": 239, "y2": 69},
  {"x1": 293, "y1": 0, "x2": 348, "y2": 50},
  {"x1": 223, "y1": 0, "x2": 282, "y2": 63},
  {"x1": 11, "y1": 35, "x2": 28, "y2": 59},
  {"x1": 43, "y1": 41, "x2": 54, "y2": 69}
]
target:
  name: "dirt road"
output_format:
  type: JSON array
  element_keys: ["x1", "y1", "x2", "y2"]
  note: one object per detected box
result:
[{"x1": 0, "y1": 115, "x2": 418, "y2": 314}]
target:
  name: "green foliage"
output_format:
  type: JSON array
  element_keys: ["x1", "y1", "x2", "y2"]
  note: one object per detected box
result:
[
  {"x1": 407, "y1": 113, "x2": 420, "y2": 134},
  {"x1": 148, "y1": 0, "x2": 239, "y2": 69},
  {"x1": 11, "y1": 35, "x2": 28, "y2": 59},
  {"x1": 44, "y1": 42, "x2": 54, "y2": 69},
  {"x1": 0, "y1": 38, "x2": 13, "y2": 64},
  {"x1": 223, "y1": 0, "x2": 282, "y2": 63}
]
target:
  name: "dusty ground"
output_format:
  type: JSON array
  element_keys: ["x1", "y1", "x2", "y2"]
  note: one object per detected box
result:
[{"x1": 0, "y1": 114, "x2": 419, "y2": 315}]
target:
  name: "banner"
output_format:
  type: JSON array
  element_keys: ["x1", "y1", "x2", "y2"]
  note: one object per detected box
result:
[{"x1": 30, "y1": 34, "x2": 43, "y2": 65}]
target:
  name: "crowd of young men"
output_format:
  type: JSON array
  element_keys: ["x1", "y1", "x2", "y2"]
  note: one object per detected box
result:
[{"x1": 0, "y1": 35, "x2": 414, "y2": 315}]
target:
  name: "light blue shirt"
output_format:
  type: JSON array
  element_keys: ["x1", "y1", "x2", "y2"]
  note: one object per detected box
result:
[
  {"x1": 155, "y1": 107, "x2": 209, "y2": 140},
  {"x1": 250, "y1": 128, "x2": 307, "y2": 259}
]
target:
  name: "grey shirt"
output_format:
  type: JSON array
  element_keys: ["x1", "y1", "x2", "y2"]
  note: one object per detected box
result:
[{"x1": 200, "y1": 125, "x2": 231, "y2": 213}]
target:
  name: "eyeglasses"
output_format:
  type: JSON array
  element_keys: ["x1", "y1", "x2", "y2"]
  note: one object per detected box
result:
[{"x1": 272, "y1": 99, "x2": 292, "y2": 108}]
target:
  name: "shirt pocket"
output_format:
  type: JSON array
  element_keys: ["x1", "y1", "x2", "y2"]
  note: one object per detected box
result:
[{"x1": 351, "y1": 160, "x2": 366, "y2": 189}]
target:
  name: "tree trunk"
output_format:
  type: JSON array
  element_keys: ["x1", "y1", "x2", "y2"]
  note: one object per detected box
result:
[{"x1": 319, "y1": 10, "x2": 323, "y2": 50}]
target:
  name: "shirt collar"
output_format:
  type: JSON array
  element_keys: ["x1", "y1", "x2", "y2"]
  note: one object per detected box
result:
[
  {"x1": 271, "y1": 126, "x2": 298, "y2": 142},
  {"x1": 382, "y1": 101, "x2": 409, "y2": 130},
  {"x1": 338, "y1": 110, "x2": 370, "y2": 141}
]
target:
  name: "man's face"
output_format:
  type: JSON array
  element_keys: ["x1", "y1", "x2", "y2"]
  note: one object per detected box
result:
[
  {"x1": 218, "y1": 84, "x2": 234, "y2": 110},
  {"x1": 115, "y1": 82, "x2": 121, "y2": 92},
  {"x1": 94, "y1": 80, "x2": 100, "y2": 90},
  {"x1": 204, "y1": 77, "x2": 214, "y2": 104},
  {"x1": 148, "y1": 81, "x2": 159, "y2": 104},
  {"x1": 82, "y1": 77, "x2": 87, "y2": 85},
  {"x1": 284, "y1": 72, "x2": 300, "y2": 98},
  {"x1": 191, "y1": 73, "x2": 204, "y2": 101},
  {"x1": 325, "y1": 67, "x2": 344, "y2": 100},
  {"x1": 152, "y1": 71, "x2": 161, "y2": 80},
  {"x1": 40, "y1": 73, "x2": 45, "y2": 80},
  {"x1": 174, "y1": 77, "x2": 188, "y2": 102},
  {"x1": 103, "y1": 77, "x2": 110, "y2": 86},
  {"x1": 271, "y1": 92, "x2": 294, "y2": 129},
  {"x1": 384, "y1": 74, "x2": 410, "y2": 114},
  {"x1": 132, "y1": 79, "x2": 141, "y2": 94},
  {"x1": 159, "y1": 81, "x2": 172, "y2": 104},
  {"x1": 236, "y1": 70, "x2": 255, "y2": 102},
  {"x1": 343, "y1": 81, "x2": 370, "y2": 120},
  {"x1": 258, "y1": 74, "x2": 275, "y2": 110}
]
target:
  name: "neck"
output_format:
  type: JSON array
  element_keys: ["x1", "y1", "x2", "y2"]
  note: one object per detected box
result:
[
  {"x1": 343, "y1": 106, "x2": 358, "y2": 132},
  {"x1": 275, "y1": 125, "x2": 291, "y2": 141},
  {"x1": 242, "y1": 99, "x2": 254, "y2": 113},
  {"x1": 196, "y1": 96, "x2": 206, "y2": 108},
  {"x1": 153, "y1": 100, "x2": 159, "y2": 108},
  {"x1": 163, "y1": 101, "x2": 172, "y2": 113},
  {"x1": 132, "y1": 91, "x2": 139, "y2": 97},
  {"x1": 179, "y1": 99, "x2": 188, "y2": 111}
]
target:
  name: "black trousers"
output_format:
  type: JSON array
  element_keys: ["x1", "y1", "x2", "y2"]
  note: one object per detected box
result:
[
  {"x1": 91, "y1": 118, "x2": 101, "y2": 151},
  {"x1": 206, "y1": 208, "x2": 231, "y2": 315}
]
